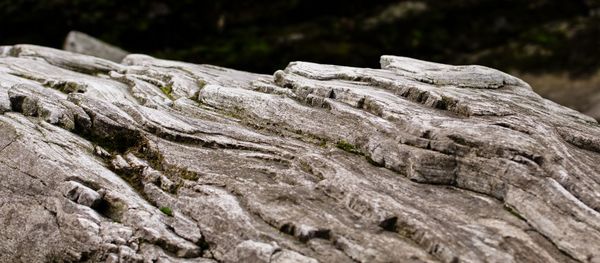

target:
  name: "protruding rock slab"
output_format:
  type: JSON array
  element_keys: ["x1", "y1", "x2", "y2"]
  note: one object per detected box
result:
[
  {"x1": 64, "y1": 31, "x2": 129, "y2": 63},
  {"x1": 0, "y1": 44, "x2": 599, "y2": 262}
]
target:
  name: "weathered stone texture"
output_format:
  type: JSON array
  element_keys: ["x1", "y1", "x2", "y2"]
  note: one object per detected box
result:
[
  {"x1": 64, "y1": 31, "x2": 129, "y2": 63},
  {"x1": 0, "y1": 43, "x2": 599, "y2": 263}
]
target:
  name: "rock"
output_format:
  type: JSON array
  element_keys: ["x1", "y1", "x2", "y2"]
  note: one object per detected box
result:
[
  {"x1": 380, "y1": 55, "x2": 525, "y2": 89},
  {"x1": 63, "y1": 181, "x2": 102, "y2": 208},
  {"x1": 64, "y1": 31, "x2": 129, "y2": 63},
  {"x1": 0, "y1": 43, "x2": 599, "y2": 263},
  {"x1": 223, "y1": 240, "x2": 280, "y2": 263},
  {"x1": 272, "y1": 250, "x2": 319, "y2": 263},
  {"x1": 223, "y1": 240, "x2": 319, "y2": 263}
]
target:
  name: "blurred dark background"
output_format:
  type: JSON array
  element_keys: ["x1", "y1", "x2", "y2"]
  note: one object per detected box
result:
[
  {"x1": 1, "y1": 0, "x2": 600, "y2": 118},
  {"x1": 0, "y1": 0, "x2": 598, "y2": 74}
]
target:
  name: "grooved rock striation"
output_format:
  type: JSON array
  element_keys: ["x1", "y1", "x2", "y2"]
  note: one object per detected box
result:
[{"x1": 0, "y1": 44, "x2": 599, "y2": 263}]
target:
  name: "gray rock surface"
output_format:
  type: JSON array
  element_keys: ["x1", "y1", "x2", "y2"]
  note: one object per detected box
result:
[
  {"x1": 64, "y1": 31, "x2": 129, "y2": 63},
  {"x1": 0, "y1": 44, "x2": 599, "y2": 263}
]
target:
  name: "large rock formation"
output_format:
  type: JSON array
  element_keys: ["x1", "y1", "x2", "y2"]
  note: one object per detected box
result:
[{"x1": 0, "y1": 43, "x2": 599, "y2": 263}]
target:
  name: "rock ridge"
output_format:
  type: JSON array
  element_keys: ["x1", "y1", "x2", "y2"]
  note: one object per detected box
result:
[{"x1": 0, "y1": 43, "x2": 599, "y2": 262}]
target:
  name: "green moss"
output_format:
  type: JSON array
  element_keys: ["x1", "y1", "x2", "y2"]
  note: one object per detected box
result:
[
  {"x1": 159, "y1": 206, "x2": 174, "y2": 217},
  {"x1": 366, "y1": 155, "x2": 383, "y2": 167},
  {"x1": 197, "y1": 79, "x2": 207, "y2": 89},
  {"x1": 336, "y1": 140, "x2": 362, "y2": 155},
  {"x1": 170, "y1": 181, "x2": 183, "y2": 195},
  {"x1": 335, "y1": 140, "x2": 385, "y2": 166},
  {"x1": 160, "y1": 84, "x2": 174, "y2": 99},
  {"x1": 318, "y1": 140, "x2": 327, "y2": 148},
  {"x1": 298, "y1": 160, "x2": 312, "y2": 174},
  {"x1": 504, "y1": 205, "x2": 526, "y2": 221},
  {"x1": 178, "y1": 168, "x2": 200, "y2": 181}
]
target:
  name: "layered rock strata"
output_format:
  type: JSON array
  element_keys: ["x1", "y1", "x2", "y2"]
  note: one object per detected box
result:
[{"x1": 0, "y1": 44, "x2": 599, "y2": 262}]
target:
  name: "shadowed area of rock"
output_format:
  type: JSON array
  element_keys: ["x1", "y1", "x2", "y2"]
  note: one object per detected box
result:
[{"x1": 0, "y1": 43, "x2": 599, "y2": 263}]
